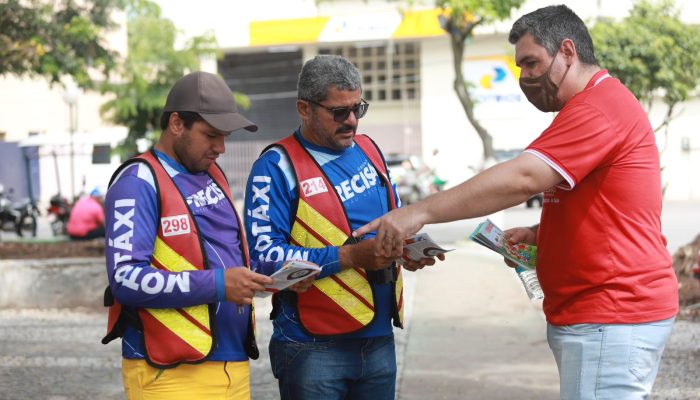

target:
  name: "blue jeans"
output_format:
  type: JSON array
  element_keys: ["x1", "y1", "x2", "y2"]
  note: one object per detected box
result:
[
  {"x1": 547, "y1": 317, "x2": 675, "y2": 400},
  {"x1": 269, "y1": 335, "x2": 396, "y2": 400}
]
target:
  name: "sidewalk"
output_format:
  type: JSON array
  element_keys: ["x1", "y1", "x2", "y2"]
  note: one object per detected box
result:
[
  {"x1": 397, "y1": 244, "x2": 559, "y2": 399},
  {"x1": 0, "y1": 239, "x2": 695, "y2": 399}
]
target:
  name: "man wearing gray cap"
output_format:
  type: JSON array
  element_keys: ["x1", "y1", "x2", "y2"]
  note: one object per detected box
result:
[{"x1": 101, "y1": 71, "x2": 276, "y2": 399}]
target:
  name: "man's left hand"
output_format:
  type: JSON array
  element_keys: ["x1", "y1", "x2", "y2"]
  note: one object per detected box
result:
[
  {"x1": 288, "y1": 275, "x2": 317, "y2": 293},
  {"x1": 401, "y1": 253, "x2": 446, "y2": 272},
  {"x1": 339, "y1": 237, "x2": 401, "y2": 271}
]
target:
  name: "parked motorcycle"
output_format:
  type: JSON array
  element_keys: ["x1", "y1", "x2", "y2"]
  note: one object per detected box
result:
[
  {"x1": 47, "y1": 194, "x2": 71, "y2": 236},
  {"x1": 386, "y1": 155, "x2": 431, "y2": 205},
  {"x1": 0, "y1": 184, "x2": 39, "y2": 238}
]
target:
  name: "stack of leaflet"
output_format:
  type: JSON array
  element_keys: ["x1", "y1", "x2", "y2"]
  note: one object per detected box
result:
[{"x1": 468, "y1": 219, "x2": 543, "y2": 299}]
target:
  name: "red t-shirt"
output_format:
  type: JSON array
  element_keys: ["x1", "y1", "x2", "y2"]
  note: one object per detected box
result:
[
  {"x1": 526, "y1": 69, "x2": 678, "y2": 325},
  {"x1": 66, "y1": 196, "x2": 105, "y2": 237}
]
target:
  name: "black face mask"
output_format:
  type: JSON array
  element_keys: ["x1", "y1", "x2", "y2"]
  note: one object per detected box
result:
[{"x1": 519, "y1": 54, "x2": 570, "y2": 112}]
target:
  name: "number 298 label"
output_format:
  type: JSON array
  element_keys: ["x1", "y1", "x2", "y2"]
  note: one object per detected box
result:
[{"x1": 161, "y1": 214, "x2": 192, "y2": 237}]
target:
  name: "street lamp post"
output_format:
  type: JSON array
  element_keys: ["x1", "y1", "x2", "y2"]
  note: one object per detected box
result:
[{"x1": 62, "y1": 83, "x2": 79, "y2": 200}]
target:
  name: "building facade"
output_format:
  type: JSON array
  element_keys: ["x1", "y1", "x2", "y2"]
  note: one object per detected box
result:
[
  {"x1": 2, "y1": 1, "x2": 699, "y2": 205},
  {"x1": 208, "y1": 0, "x2": 700, "y2": 199}
]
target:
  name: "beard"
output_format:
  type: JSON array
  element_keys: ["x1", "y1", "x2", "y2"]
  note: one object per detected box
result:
[{"x1": 173, "y1": 132, "x2": 208, "y2": 173}]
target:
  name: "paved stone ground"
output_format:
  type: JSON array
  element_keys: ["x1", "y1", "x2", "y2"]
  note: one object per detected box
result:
[
  {"x1": 1, "y1": 202, "x2": 699, "y2": 400},
  {"x1": 0, "y1": 308, "x2": 123, "y2": 400},
  {"x1": 652, "y1": 318, "x2": 700, "y2": 400},
  {"x1": 0, "y1": 260, "x2": 697, "y2": 399},
  {"x1": 0, "y1": 273, "x2": 416, "y2": 400}
]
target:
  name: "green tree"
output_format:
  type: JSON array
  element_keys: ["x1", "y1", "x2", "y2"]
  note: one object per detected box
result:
[
  {"x1": 0, "y1": 0, "x2": 122, "y2": 87},
  {"x1": 100, "y1": 0, "x2": 222, "y2": 156},
  {"x1": 592, "y1": 0, "x2": 700, "y2": 132},
  {"x1": 436, "y1": 0, "x2": 524, "y2": 161},
  {"x1": 591, "y1": 0, "x2": 700, "y2": 192}
]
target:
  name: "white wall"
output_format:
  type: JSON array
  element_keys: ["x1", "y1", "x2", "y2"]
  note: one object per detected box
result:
[
  {"x1": 20, "y1": 128, "x2": 127, "y2": 205},
  {"x1": 418, "y1": 2, "x2": 700, "y2": 199},
  {"x1": 653, "y1": 98, "x2": 700, "y2": 200},
  {"x1": 420, "y1": 30, "x2": 700, "y2": 199},
  {"x1": 419, "y1": 36, "x2": 482, "y2": 189},
  {"x1": 0, "y1": 77, "x2": 117, "y2": 142}
]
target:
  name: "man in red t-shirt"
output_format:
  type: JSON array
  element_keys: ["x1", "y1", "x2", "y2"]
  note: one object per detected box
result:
[{"x1": 355, "y1": 5, "x2": 677, "y2": 399}]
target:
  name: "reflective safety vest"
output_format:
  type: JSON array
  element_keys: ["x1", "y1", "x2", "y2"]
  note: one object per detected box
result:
[
  {"x1": 102, "y1": 150, "x2": 258, "y2": 368},
  {"x1": 271, "y1": 134, "x2": 404, "y2": 336}
]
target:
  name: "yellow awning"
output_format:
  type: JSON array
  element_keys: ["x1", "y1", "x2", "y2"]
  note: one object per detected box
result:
[
  {"x1": 250, "y1": 16, "x2": 330, "y2": 47},
  {"x1": 393, "y1": 9, "x2": 445, "y2": 39},
  {"x1": 249, "y1": 9, "x2": 445, "y2": 47}
]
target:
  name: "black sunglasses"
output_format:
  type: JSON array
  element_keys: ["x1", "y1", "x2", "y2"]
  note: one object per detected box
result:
[{"x1": 301, "y1": 98, "x2": 369, "y2": 122}]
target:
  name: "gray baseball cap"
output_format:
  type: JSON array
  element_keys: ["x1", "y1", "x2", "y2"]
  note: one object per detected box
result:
[{"x1": 163, "y1": 71, "x2": 258, "y2": 133}]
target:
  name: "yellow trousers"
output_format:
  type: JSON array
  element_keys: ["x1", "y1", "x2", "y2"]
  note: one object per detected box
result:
[{"x1": 122, "y1": 359, "x2": 250, "y2": 400}]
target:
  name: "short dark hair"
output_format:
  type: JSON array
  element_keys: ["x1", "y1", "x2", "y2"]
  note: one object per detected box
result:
[
  {"x1": 508, "y1": 5, "x2": 597, "y2": 66},
  {"x1": 159, "y1": 111, "x2": 205, "y2": 131}
]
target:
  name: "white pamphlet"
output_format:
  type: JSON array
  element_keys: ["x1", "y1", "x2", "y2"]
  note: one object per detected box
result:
[
  {"x1": 256, "y1": 260, "x2": 321, "y2": 297},
  {"x1": 399, "y1": 232, "x2": 453, "y2": 263}
]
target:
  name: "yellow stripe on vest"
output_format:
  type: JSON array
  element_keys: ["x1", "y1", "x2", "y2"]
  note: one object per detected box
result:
[
  {"x1": 144, "y1": 306, "x2": 212, "y2": 354},
  {"x1": 152, "y1": 237, "x2": 199, "y2": 273},
  {"x1": 146, "y1": 236, "x2": 211, "y2": 354},
  {"x1": 291, "y1": 223, "x2": 325, "y2": 248},
  {"x1": 293, "y1": 200, "x2": 376, "y2": 320},
  {"x1": 296, "y1": 200, "x2": 348, "y2": 245},
  {"x1": 292, "y1": 218, "x2": 376, "y2": 318},
  {"x1": 293, "y1": 199, "x2": 381, "y2": 326},
  {"x1": 313, "y1": 270, "x2": 374, "y2": 325},
  {"x1": 315, "y1": 268, "x2": 374, "y2": 306}
]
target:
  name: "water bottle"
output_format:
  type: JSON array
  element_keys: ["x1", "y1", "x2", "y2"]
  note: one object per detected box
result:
[{"x1": 515, "y1": 266, "x2": 544, "y2": 300}]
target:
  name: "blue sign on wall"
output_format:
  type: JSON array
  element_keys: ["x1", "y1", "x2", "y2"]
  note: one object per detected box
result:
[{"x1": 0, "y1": 142, "x2": 40, "y2": 202}]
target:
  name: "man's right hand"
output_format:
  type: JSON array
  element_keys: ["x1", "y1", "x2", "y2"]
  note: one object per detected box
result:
[
  {"x1": 224, "y1": 268, "x2": 274, "y2": 305},
  {"x1": 339, "y1": 237, "x2": 401, "y2": 271},
  {"x1": 501, "y1": 226, "x2": 538, "y2": 269}
]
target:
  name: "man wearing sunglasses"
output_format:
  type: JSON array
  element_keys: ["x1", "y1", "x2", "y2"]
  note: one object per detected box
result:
[{"x1": 244, "y1": 55, "x2": 440, "y2": 400}]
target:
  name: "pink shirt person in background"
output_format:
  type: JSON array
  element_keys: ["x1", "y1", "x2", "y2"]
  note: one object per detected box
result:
[{"x1": 66, "y1": 187, "x2": 106, "y2": 240}]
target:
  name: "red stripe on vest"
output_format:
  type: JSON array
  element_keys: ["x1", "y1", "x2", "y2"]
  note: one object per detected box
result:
[
  {"x1": 294, "y1": 287, "x2": 366, "y2": 333},
  {"x1": 176, "y1": 309, "x2": 212, "y2": 336},
  {"x1": 294, "y1": 217, "x2": 335, "y2": 246},
  {"x1": 140, "y1": 310, "x2": 205, "y2": 364},
  {"x1": 330, "y1": 275, "x2": 375, "y2": 311},
  {"x1": 150, "y1": 255, "x2": 167, "y2": 272},
  {"x1": 356, "y1": 268, "x2": 368, "y2": 279}
]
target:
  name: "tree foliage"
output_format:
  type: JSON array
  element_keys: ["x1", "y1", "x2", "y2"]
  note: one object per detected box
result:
[
  {"x1": 99, "y1": 0, "x2": 219, "y2": 156},
  {"x1": 0, "y1": 0, "x2": 122, "y2": 87},
  {"x1": 591, "y1": 0, "x2": 700, "y2": 132},
  {"x1": 436, "y1": 0, "x2": 525, "y2": 160}
]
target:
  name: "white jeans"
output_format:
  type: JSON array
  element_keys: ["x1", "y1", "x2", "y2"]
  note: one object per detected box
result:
[{"x1": 547, "y1": 317, "x2": 675, "y2": 400}]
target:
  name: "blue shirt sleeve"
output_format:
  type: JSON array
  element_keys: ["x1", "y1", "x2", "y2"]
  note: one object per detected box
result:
[
  {"x1": 214, "y1": 269, "x2": 225, "y2": 302},
  {"x1": 104, "y1": 164, "x2": 218, "y2": 309},
  {"x1": 244, "y1": 149, "x2": 341, "y2": 278}
]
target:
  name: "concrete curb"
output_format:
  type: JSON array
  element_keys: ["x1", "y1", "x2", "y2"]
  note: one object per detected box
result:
[{"x1": 0, "y1": 258, "x2": 105, "y2": 309}]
